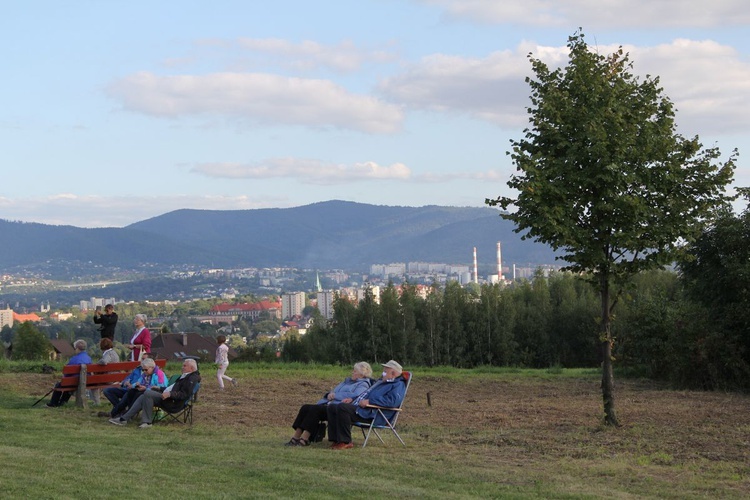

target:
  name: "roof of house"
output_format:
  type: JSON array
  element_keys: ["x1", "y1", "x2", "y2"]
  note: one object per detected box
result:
[
  {"x1": 209, "y1": 300, "x2": 281, "y2": 313},
  {"x1": 49, "y1": 339, "x2": 76, "y2": 357},
  {"x1": 150, "y1": 333, "x2": 238, "y2": 362},
  {"x1": 13, "y1": 312, "x2": 42, "y2": 322}
]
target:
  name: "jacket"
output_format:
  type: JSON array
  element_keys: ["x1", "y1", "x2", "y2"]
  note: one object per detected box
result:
[
  {"x1": 121, "y1": 367, "x2": 143, "y2": 388},
  {"x1": 316, "y1": 377, "x2": 371, "y2": 405},
  {"x1": 130, "y1": 327, "x2": 152, "y2": 361},
  {"x1": 68, "y1": 351, "x2": 93, "y2": 366},
  {"x1": 98, "y1": 349, "x2": 120, "y2": 365},
  {"x1": 93, "y1": 312, "x2": 118, "y2": 339},
  {"x1": 157, "y1": 370, "x2": 201, "y2": 413},
  {"x1": 355, "y1": 376, "x2": 406, "y2": 426},
  {"x1": 140, "y1": 366, "x2": 168, "y2": 389}
]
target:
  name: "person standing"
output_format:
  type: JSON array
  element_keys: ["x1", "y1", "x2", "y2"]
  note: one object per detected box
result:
[
  {"x1": 93, "y1": 304, "x2": 118, "y2": 340},
  {"x1": 215, "y1": 335, "x2": 237, "y2": 390},
  {"x1": 125, "y1": 314, "x2": 151, "y2": 361}
]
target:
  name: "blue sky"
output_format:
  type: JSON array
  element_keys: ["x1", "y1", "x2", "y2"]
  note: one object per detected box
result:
[{"x1": 2, "y1": 0, "x2": 748, "y2": 228}]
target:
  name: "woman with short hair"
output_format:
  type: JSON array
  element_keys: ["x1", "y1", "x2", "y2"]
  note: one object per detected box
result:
[{"x1": 285, "y1": 362, "x2": 373, "y2": 447}]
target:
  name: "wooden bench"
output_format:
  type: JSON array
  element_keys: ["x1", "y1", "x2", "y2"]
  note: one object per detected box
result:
[{"x1": 52, "y1": 359, "x2": 168, "y2": 408}]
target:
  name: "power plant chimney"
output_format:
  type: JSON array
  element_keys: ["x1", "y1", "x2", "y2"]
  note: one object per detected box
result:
[
  {"x1": 473, "y1": 247, "x2": 478, "y2": 284},
  {"x1": 497, "y1": 241, "x2": 503, "y2": 282}
]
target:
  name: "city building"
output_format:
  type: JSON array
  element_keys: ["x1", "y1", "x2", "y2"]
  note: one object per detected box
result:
[
  {"x1": 317, "y1": 290, "x2": 335, "y2": 320},
  {"x1": 0, "y1": 307, "x2": 13, "y2": 329},
  {"x1": 281, "y1": 291, "x2": 306, "y2": 320}
]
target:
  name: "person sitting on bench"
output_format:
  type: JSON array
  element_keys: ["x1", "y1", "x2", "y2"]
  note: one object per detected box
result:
[
  {"x1": 109, "y1": 358, "x2": 200, "y2": 429},
  {"x1": 46, "y1": 339, "x2": 92, "y2": 408},
  {"x1": 100, "y1": 355, "x2": 165, "y2": 418}
]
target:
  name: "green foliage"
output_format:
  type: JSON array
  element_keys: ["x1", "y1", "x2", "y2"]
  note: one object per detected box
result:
[
  {"x1": 489, "y1": 31, "x2": 735, "y2": 283},
  {"x1": 675, "y1": 194, "x2": 750, "y2": 389},
  {"x1": 485, "y1": 30, "x2": 736, "y2": 422},
  {"x1": 12, "y1": 322, "x2": 52, "y2": 361}
]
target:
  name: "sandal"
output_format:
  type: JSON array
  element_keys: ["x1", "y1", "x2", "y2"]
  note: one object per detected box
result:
[
  {"x1": 296, "y1": 438, "x2": 310, "y2": 447},
  {"x1": 284, "y1": 437, "x2": 300, "y2": 447}
]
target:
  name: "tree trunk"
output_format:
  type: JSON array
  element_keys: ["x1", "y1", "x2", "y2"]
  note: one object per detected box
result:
[{"x1": 600, "y1": 276, "x2": 619, "y2": 426}]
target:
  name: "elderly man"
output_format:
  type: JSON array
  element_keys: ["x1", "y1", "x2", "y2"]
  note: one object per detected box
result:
[
  {"x1": 326, "y1": 360, "x2": 406, "y2": 449},
  {"x1": 46, "y1": 339, "x2": 92, "y2": 408},
  {"x1": 109, "y1": 358, "x2": 201, "y2": 429}
]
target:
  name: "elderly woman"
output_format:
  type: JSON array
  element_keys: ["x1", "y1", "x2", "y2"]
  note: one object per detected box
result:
[
  {"x1": 89, "y1": 338, "x2": 120, "y2": 405},
  {"x1": 125, "y1": 314, "x2": 151, "y2": 361},
  {"x1": 285, "y1": 361, "x2": 372, "y2": 447},
  {"x1": 107, "y1": 357, "x2": 167, "y2": 418}
]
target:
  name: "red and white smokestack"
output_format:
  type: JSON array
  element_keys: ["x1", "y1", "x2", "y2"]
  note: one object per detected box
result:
[
  {"x1": 473, "y1": 247, "x2": 478, "y2": 284},
  {"x1": 497, "y1": 241, "x2": 503, "y2": 281}
]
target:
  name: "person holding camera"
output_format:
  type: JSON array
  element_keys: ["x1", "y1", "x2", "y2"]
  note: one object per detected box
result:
[{"x1": 93, "y1": 304, "x2": 118, "y2": 340}]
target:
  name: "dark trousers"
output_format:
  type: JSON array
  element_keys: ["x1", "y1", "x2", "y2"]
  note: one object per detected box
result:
[
  {"x1": 326, "y1": 403, "x2": 371, "y2": 444},
  {"x1": 48, "y1": 383, "x2": 73, "y2": 407},
  {"x1": 110, "y1": 388, "x2": 142, "y2": 417},
  {"x1": 103, "y1": 387, "x2": 126, "y2": 407},
  {"x1": 292, "y1": 404, "x2": 328, "y2": 433}
]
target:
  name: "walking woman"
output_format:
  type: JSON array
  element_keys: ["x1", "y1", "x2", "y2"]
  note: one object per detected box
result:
[{"x1": 215, "y1": 335, "x2": 237, "y2": 390}]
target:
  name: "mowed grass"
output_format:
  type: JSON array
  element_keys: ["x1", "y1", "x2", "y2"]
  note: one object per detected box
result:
[{"x1": 0, "y1": 364, "x2": 748, "y2": 499}]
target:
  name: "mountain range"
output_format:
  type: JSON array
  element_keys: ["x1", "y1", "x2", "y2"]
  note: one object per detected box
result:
[{"x1": 0, "y1": 201, "x2": 557, "y2": 272}]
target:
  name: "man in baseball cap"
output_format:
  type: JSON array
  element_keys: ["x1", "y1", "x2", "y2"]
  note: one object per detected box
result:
[{"x1": 326, "y1": 359, "x2": 406, "y2": 449}]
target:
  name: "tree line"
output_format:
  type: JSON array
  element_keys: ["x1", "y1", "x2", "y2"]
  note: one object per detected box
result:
[{"x1": 283, "y1": 199, "x2": 750, "y2": 392}]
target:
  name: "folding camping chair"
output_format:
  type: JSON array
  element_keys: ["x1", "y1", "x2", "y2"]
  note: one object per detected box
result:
[
  {"x1": 353, "y1": 371, "x2": 412, "y2": 448},
  {"x1": 153, "y1": 376, "x2": 201, "y2": 425}
]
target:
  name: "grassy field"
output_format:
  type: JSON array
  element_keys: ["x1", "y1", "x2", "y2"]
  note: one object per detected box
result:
[{"x1": 0, "y1": 362, "x2": 748, "y2": 499}]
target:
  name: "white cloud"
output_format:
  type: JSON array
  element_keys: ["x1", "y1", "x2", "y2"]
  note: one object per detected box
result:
[
  {"x1": 381, "y1": 39, "x2": 750, "y2": 135},
  {"x1": 422, "y1": 0, "x2": 750, "y2": 28},
  {"x1": 107, "y1": 72, "x2": 403, "y2": 134},
  {"x1": 380, "y1": 44, "x2": 561, "y2": 127},
  {"x1": 191, "y1": 158, "x2": 412, "y2": 185},
  {"x1": 235, "y1": 38, "x2": 396, "y2": 72},
  {"x1": 191, "y1": 158, "x2": 506, "y2": 185},
  {"x1": 620, "y1": 40, "x2": 750, "y2": 135}
]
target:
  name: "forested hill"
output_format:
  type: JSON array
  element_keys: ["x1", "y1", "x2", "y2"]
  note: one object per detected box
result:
[{"x1": 1, "y1": 201, "x2": 557, "y2": 271}]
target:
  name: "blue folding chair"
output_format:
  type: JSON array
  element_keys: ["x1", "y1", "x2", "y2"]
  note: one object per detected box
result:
[{"x1": 353, "y1": 371, "x2": 412, "y2": 447}]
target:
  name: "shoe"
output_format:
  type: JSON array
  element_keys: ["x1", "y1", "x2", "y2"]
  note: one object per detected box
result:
[
  {"x1": 285, "y1": 438, "x2": 300, "y2": 446},
  {"x1": 329, "y1": 442, "x2": 339, "y2": 448},
  {"x1": 231, "y1": 378, "x2": 238, "y2": 387},
  {"x1": 296, "y1": 438, "x2": 310, "y2": 447},
  {"x1": 138, "y1": 423, "x2": 152, "y2": 429},
  {"x1": 97, "y1": 411, "x2": 111, "y2": 417},
  {"x1": 331, "y1": 442, "x2": 354, "y2": 450},
  {"x1": 45, "y1": 403, "x2": 56, "y2": 408},
  {"x1": 109, "y1": 418, "x2": 126, "y2": 426}
]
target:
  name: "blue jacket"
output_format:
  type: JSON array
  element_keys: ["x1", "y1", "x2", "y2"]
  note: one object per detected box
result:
[
  {"x1": 68, "y1": 351, "x2": 92, "y2": 366},
  {"x1": 121, "y1": 367, "x2": 143, "y2": 388},
  {"x1": 355, "y1": 376, "x2": 406, "y2": 426},
  {"x1": 316, "y1": 377, "x2": 371, "y2": 405}
]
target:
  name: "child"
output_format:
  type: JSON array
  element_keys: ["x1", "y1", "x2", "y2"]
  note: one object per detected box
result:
[{"x1": 215, "y1": 335, "x2": 237, "y2": 390}]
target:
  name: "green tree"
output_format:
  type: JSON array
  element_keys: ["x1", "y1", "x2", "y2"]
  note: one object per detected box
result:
[
  {"x1": 487, "y1": 31, "x2": 736, "y2": 425},
  {"x1": 677, "y1": 192, "x2": 750, "y2": 388},
  {"x1": 13, "y1": 321, "x2": 52, "y2": 360}
]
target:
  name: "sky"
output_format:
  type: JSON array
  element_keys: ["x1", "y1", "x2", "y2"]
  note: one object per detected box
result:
[{"x1": 1, "y1": 0, "x2": 749, "y2": 228}]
